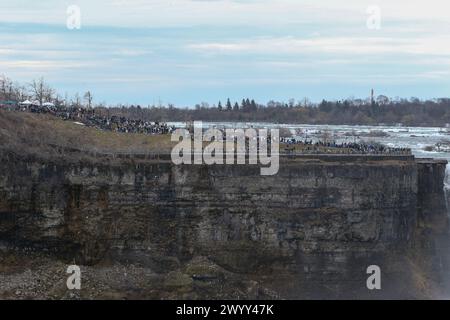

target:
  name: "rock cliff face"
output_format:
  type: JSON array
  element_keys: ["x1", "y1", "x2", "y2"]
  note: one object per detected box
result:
[{"x1": 0, "y1": 153, "x2": 448, "y2": 299}]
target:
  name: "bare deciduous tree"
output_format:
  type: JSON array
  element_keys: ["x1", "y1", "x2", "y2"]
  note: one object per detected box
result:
[
  {"x1": 29, "y1": 77, "x2": 54, "y2": 105},
  {"x1": 0, "y1": 75, "x2": 14, "y2": 100},
  {"x1": 73, "y1": 93, "x2": 82, "y2": 108},
  {"x1": 84, "y1": 91, "x2": 93, "y2": 109}
]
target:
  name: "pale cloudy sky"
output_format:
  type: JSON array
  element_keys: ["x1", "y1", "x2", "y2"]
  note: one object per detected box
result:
[{"x1": 1, "y1": 0, "x2": 450, "y2": 106}]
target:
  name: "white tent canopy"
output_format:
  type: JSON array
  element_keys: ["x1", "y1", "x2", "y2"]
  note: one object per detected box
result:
[
  {"x1": 42, "y1": 102, "x2": 55, "y2": 107},
  {"x1": 19, "y1": 100, "x2": 32, "y2": 105}
]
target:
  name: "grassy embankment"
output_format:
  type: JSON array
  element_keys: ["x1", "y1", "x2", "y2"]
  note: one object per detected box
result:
[{"x1": 0, "y1": 110, "x2": 175, "y2": 162}]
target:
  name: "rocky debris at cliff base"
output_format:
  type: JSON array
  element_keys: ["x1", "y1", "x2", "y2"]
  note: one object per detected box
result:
[
  {"x1": 0, "y1": 251, "x2": 283, "y2": 300},
  {"x1": 0, "y1": 249, "x2": 442, "y2": 300}
]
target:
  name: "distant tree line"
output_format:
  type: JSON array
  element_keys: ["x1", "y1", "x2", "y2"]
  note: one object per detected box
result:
[
  {"x1": 2, "y1": 74, "x2": 450, "y2": 127},
  {"x1": 96, "y1": 97, "x2": 450, "y2": 127}
]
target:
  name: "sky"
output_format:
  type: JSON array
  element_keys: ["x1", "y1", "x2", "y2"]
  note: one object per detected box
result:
[{"x1": 1, "y1": 0, "x2": 450, "y2": 107}]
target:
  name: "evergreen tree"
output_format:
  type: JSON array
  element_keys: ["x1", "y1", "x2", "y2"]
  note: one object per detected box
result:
[
  {"x1": 250, "y1": 99, "x2": 257, "y2": 111},
  {"x1": 226, "y1": 98, "x2": 232, "y2": 111},
  {"x1": 218, "y1": 101, "x2": 223, "y2": 111},
  {"x1": 241, "y1": 98, "x2": 247, "y2": 111},
  {"x1": 233, "y1": 102, "x2": 239, "y2": 111}
]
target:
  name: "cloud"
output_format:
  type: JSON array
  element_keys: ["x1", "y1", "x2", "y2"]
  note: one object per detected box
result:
[
  {"x1": 1, "y1": 0, "x2": 449, "y2": 27},
  {"x1": 0, "y1": 60, "x2": 92, "y2": 69},
  {"x1": 187, "y1": 35, "x2": 450, "y2": 56}
]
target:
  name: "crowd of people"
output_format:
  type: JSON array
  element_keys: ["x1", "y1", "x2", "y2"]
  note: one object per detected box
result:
[
  {"x1": 20, "y1": 104, "x2": 175, "y2": 135},
  {"x1": 280, "y1": 137, "x2": 411, "y2": 155}
]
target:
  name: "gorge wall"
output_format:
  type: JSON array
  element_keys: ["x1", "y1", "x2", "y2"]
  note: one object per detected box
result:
[{"x1": 0, "y1": 152, "x2": 448, "y2": 299}]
